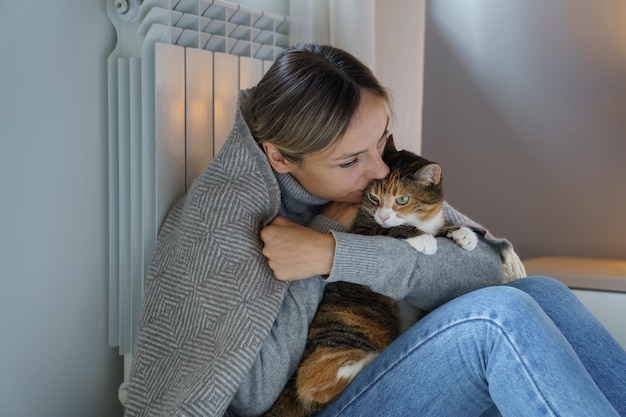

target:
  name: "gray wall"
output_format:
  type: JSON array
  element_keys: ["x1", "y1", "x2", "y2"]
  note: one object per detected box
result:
[
  {"x1": 0, "y1": 2, "x2": 123, "y2": 416},
  {"x1": 422, "y1": 0, "x2": 626, "y2": 260}
]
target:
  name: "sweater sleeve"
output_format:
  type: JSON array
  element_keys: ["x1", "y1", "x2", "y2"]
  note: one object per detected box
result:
[{"x1": 327, "y1": 231, "x2": 504, "y2": 311}]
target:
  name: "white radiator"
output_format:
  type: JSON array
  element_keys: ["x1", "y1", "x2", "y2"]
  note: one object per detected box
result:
[{"x1": 106, "y1": 0, "x2": 288, "y2": 404}]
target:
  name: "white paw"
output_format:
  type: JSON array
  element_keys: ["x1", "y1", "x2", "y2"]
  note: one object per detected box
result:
[
  {"x1": 406, "y1": 234, "x2": 437, "y2": 255},
  {"x1": 501, "y1": 247, "x2": 527, "y2": 281},
  {"x1": 447, "y1": 226, "x2": 478, "y2": 251}
]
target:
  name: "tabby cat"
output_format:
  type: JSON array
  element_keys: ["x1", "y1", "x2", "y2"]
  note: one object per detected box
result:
[{"x1": 263, "y1": 135, "x2": 477, "y2": 417}]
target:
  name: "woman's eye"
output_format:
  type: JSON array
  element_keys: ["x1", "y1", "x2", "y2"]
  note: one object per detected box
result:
[
  {"x1": 368, "y1": 193, "x2": 379, "y2": 203},
  {"x1": 340, "y1": 157, "x2": 359, "y2": 168},
  {"x1": 395, "y1": 196, "x2": 409, "y2": 205}
]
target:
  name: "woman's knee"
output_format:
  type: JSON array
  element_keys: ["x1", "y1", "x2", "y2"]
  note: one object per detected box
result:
[
  {"x1": 483, "y1": 285, "x2": 542, "y2": 313},
  {"x1": 510, "y1": 275, "x2": 567, "y2": 289},
  {"x1": 506, "y1": 275, "x2": 574, "y2": 301},
  {"x1": 450, "y1": 285, "x2": 544, "y2": 324}
]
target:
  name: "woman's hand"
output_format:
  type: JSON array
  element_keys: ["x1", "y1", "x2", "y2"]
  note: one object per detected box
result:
[{"x1": 260, "y1": 216, "x2": 336, "y2": 281}]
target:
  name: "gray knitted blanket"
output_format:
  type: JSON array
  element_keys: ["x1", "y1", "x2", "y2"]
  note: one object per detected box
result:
[
  {"x1": 125, "y1": 96, "x2": 287, "y2": 417},
  {"x1": 124, "y1": 92, "x2": 526, "y2": 417}
]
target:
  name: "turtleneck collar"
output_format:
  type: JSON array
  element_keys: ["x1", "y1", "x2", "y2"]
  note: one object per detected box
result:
[
  {"x1": 240, "y1": 87, "x2": 328, "y2": 225},
  {"x1": 275, "y1": 171, "x2": 328, "y2": 225}
]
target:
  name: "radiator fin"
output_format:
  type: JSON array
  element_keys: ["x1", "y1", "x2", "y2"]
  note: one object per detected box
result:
[{"x1": 107, "y1": 0, "x2": 287, "y2": 362}]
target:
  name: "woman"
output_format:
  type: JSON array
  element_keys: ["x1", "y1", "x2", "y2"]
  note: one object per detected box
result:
[{"x1": 124, "y1": 44, "x2": 626, "y2": 417}]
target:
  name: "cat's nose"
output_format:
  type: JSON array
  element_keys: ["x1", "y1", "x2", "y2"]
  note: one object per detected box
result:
[{"x1": 379, "y1": 211, "x2": 390, "y2": 222}]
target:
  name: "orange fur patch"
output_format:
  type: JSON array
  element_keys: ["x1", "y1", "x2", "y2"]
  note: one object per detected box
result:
[{"x1": 296, "y1": 347, "x2": 370, "y2": 408}]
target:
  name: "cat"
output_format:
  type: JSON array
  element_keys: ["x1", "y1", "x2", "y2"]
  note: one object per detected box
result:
[
  {"x1": 351, "y1": 135, "x2": 478, "y2": 254},
  {"x1": 263, "y1": 135, "x2": 478, "y2": 417},
  {"x1": 262, "y1": 281, "x2": 401, "y2": 417}
]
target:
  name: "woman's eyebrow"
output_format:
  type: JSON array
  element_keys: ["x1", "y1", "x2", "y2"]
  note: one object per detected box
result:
[
  {"x1": 333, "y1": 120, "x2": 389, "y2": 161},
  {"x1": 333, "y1": 149, "x2": 365, "y2": 162}
]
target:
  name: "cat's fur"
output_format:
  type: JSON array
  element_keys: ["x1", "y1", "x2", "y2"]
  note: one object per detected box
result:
[
  {"x1": 263, "y1": 136, "x2": 478, "y2": 417},
  {"x1": 263, "y1": 282, "x2": 401, "y2": 417},
  {"x1": 351, "y1": 136, "x2": 478, "y2": 254}
]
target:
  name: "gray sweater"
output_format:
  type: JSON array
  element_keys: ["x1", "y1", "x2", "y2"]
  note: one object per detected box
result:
[{"x1": 124, "y1": 90, "x2": 521, "y2": 417}]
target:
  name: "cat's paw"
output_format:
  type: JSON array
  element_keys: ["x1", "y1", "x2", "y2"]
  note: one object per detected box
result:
[
  {"x1": 501, "y1": 247, "x2": 527, "y2": 281},
  {"x1": 447, "y1": 226, "x2": 478, "y2": 250},
  {"x1": 405, "y1": 234, "x2": 437, "y2": 255}
]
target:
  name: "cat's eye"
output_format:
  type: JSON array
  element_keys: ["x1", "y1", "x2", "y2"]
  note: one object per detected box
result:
[
  {"x1": 395, "y1": 196, "x2": 409, "y2": 205},
  {"x1": 368, "y1": 193, "x2": 379, "y2": 203}
]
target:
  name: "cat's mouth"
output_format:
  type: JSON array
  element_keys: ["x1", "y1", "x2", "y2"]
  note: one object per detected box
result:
[
  {"x1": 375, "y1": 208, "x2": 397, "y2": 227},
  {"x1": 375, "y1": 215, "x2": 404, "y2": 229},
  {"x1": 377, "y1": 219, "x2": 399, "y2": 228}
]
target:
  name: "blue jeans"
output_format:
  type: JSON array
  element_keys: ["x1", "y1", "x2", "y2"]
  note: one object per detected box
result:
[{"x1": 315, "y1": 277, "x2": 626, "y2": 417}]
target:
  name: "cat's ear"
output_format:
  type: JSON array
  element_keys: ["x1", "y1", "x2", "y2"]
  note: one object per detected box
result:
[
  {"x1": 382, "y1": 134, "x2": 398, "y2": 161},
  {"x1": 262, "y1": 142, "x2": 294, "y2": 174},
  {"x1": 414, "y1": 163, "x2": 441, "y2": 185}
]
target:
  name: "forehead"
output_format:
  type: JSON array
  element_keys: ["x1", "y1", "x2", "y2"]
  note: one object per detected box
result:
[{"x1": 309, "y1": 93, "x2": 389, "y2": 162}]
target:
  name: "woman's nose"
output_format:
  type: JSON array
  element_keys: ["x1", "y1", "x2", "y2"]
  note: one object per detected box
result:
[{"x1": 368, "y1": 151, "x2": 389, "y2": 179}]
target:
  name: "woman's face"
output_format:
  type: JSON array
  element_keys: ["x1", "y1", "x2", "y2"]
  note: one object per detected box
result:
[{"x1": 280, "y1": 90, "x2": 391, "y2": 203}]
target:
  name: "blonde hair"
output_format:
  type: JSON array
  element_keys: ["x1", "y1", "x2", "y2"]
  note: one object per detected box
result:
[{"x1": 242, "y1": 43, "x2": 391, "y2": 163}]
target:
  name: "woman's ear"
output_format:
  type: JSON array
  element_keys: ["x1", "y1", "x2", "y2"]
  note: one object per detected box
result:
[{"x1": 262, "y1": 142, "x2": 294, "y2": 174}]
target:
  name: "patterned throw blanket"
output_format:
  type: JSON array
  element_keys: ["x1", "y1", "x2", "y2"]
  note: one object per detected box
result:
[{"x1": 125, "y1": 95, "x2": 288, "y2": 417}]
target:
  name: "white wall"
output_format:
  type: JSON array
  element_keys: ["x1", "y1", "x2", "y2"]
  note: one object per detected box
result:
[
  {"x1": 422, "y1": 0, "x2": 626, "y2": 260},
  {"x1": 0, "y1": 2, "x2": 123, "y2": 416},
  {"x1": 375, "y1": 0, "x2": 425, "y2": 154}
]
